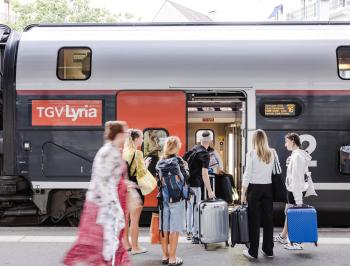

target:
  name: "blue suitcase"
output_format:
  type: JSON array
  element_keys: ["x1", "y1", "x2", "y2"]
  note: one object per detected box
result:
[{"x1": 287, "y1": 205, "x2": 318, "y2": 246}]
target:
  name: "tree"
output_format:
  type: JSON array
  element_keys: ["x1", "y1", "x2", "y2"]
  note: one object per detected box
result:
[{"x1": 5, "y1": 0, "x2": 136, "y2": 31}]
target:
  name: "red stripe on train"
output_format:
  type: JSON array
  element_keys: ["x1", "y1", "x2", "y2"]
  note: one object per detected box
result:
[
  {"x1": 16, "y1": 90, "x2": 117, "y2": 95},
  {"x1": 256, "y1": 90, "x2": 350, "y2": 95}
]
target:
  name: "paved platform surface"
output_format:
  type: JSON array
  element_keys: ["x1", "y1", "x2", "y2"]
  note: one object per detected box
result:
[{"x1": 0, "y1": 227, "x2": 349, "y2": 266}]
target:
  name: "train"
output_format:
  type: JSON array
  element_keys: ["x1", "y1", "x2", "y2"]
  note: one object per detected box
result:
[{"x1": 0, "y1": 22, "x2": 350, "y2": 226}]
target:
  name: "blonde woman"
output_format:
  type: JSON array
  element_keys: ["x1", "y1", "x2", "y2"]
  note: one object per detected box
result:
[
  {"x1": 156, "y1": 136, "x2": 189, "y2": 266},
  {"x1": 241, "y1": 129, "x2": 279, "y2": 259},
  {"x1": 123, "y1": 129, "x2": 150, "y2": 255}
]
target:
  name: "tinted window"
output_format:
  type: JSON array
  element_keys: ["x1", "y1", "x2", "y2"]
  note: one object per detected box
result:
[
  {"x1": 340, "y1": 145, "x2": 350, "y2": 174},
  {"x1": 57, "y1": 47, "x2": 91, "y2": 80},
  {"x1": 143, "y1": 129, "x2": 169, "y2": 176},
  {"x1": 337, "y1": 46, "x2": 350, "y2": 80}
]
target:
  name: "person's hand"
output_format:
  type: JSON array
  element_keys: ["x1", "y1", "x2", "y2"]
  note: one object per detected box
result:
[
  {"x1": 241, "y1": 194, "x2": 247, "y2": 205},
  {"x1": 144, "y1": 157, "x2": 152, "y2": 168},
  {"x1": 208, "y1": 190, "x2": 215, "y2": 199}
]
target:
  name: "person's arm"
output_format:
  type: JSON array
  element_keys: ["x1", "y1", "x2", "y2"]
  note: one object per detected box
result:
[
  {"x1": 241, "y1": 151, "x2": 253, "y2": 204},
  {"x1": 135, "y1": 150, "x2": 149, "y2": 177},
  {"x1": 201, "y1": 152, "x2": 215, "y2": 198},
  {"x1": 291, "y1": 155, "x2": 305, "y2": 205},
  {"x1": 202, "y1": 167, "x2": 215, "y2": 198}
]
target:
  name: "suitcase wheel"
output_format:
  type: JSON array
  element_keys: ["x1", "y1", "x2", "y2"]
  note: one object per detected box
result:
[
  {"x1": 225, "y1": 241, "x2": 229, "y2": 247},
  {"x1": 314, "y1": 242, "x2": 318, "y2": 247},
  {"x1": 204, "y1": 244, "x2": 208, "y2": 250}
]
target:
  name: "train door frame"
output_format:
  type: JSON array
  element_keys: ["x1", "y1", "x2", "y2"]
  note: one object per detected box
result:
[{"x1": 185, "y1": 89, "x2": 252, "y2": 195}]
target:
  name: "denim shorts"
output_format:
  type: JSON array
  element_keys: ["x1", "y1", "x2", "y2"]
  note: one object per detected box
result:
[{"x1": 159, "y1": 200, "x2": 185, "y2": 233}]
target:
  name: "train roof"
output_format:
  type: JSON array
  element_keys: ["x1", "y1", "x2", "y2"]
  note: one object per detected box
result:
[{"x1": 14, "y1": 22, "x2": 350, "y2": 91}]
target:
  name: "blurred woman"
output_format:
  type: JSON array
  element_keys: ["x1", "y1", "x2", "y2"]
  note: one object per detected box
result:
[
  {"x1": 241, "y1": 129, "x2": 278, "y2": 259},
  {"x1": 123, "y1": 129, "x2": 150, "y2": 255},
  {"x1": 156, "y1": 136, "x2": 188, "y2": 266},
  {"x1": 64, "y1": 121, "x2": 130, "y2": 266}
]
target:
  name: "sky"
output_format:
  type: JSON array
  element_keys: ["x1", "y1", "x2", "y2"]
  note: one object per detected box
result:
[{"x1": 16, "y1": 0, "x2": 294, "y2": 22}]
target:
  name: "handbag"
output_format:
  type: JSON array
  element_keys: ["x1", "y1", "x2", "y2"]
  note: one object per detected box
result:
[
  {"x1": 150, "y1": 212, "x2": 161, "y2": 244},
  {"x1": 271, "y1": 150, "x2": 287, "y2": 203},
  {"x1": 134, "y1": 152, "x2": 157, "y2": 195}
]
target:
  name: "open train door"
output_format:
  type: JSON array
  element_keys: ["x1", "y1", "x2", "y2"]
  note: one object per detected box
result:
[{"x1": 117, "y1": 90, "x2": 187, "y2": 208}]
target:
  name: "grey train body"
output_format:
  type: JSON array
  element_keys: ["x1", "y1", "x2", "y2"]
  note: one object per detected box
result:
[{"x1": 0, "y1": 22, "x2": 350, "y2": 225}]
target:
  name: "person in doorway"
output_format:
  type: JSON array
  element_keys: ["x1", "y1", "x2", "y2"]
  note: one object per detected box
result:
[
  {"x1": 156, "y1": 136, "x2": 188, "y2": 266},
  {"x1": 183, "y1": 131, "x2": 215, "y2": 244},
  {"x1": 241, "y1": 129, "x2": 278, "y2": 259},
  {"x1": 64, "y1": 121, "x2": 130, "y2": 266},
  {"x1": 273, "y1": 132, "x2": 311, "y2": 250},
  {"x1": 123, "y1": 129, "x2": 151, "y2": 255},
  {"x1": 207, "y1": 144, "x2": 224, "y2": 175}
]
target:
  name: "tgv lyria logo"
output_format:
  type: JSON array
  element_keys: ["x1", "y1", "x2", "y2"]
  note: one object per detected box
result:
[
  {"x1": 32, "y1": 100, "x2": 103, "y2": 126},
  {"x1": 36, "y1": 105, "x2": 98, "y2": 121}
]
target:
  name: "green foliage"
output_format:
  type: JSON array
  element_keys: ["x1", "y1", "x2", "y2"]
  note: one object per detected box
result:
[{"x1": 4, "y1": 0, "x2": 136, "y2": 31}]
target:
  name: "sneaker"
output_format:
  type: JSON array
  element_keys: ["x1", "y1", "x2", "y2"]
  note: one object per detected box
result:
[
  {"x1": 243, "y1": 249, "x2": 257, "y2": 260},
  {"x1": 191, "y1": 237, "x2": 200, "y2": 244},
  {"x1": 284, "y1": 243, "x2": 303, "y2": 250},
  {"x1": 260, "y1": 249, "x2": 274, "y2": 258},
  {"x1": 273, "y1": 234, "x2": 288, "y2": 244}
]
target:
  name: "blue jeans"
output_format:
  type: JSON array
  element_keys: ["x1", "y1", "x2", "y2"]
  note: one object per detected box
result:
[{"x1": 186, "y1": 187, "x2": 201, "y2": 238}]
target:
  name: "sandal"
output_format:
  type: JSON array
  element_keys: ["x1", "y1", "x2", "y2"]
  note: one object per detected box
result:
[
  {"x1": 168, "y1": 257, "x2": 183, "y2": 266},
  {"x1": 161, "y1": 258, "x2": 169, "y2": 265}
]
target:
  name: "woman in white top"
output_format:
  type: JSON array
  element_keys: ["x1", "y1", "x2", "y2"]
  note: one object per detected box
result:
[
  {"x1": 274, "y1": 132, "x2": 311, "y2": 250},
  {"x1": 241, "y1": 129, "x2": 279, "y2": 259}
]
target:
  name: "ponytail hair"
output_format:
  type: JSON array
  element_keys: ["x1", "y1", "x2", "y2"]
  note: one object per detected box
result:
[
  {"x1": 285, "y1": 132, "x2": 301, "y2": 148},
  {"x1": 124, "y1": 128, "x2": 143, "y2": 150}
]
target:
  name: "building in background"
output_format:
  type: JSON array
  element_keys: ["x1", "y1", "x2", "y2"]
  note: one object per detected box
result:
[
  {"x1": 152, "y1": 0, "x2": 212, "y2": 22},
  {"x1": 0, "y1": 0, "x2": 14, "y2": 23},
  {"x1": 269, "y1": 0, "x2": 350, "y2": 21}
]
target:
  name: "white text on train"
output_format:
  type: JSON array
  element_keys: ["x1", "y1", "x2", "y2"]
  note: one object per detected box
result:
[{"x1": 35, "y1": 105, "x2": 98, "y2": 121}]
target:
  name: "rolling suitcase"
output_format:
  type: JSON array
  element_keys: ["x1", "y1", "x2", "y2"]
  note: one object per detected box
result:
[
  {"x1": 198, "y1": 175, "x2": 229, "y2": 249},
  {"x1": 230, "y1": 205, "x2": 250, "y2": 248},
  {"x1": 287, "y1": 205, "x2": 318, "y2": 246}
]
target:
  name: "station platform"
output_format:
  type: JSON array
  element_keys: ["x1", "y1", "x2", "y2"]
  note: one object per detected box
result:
[{"x1": 0, "y1": 227, "x2": 349, "y2": 266}]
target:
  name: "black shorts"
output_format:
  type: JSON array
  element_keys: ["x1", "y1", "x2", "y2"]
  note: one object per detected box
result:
[{"x1": 287, "y1": 191, "x2": 305, "y2": 205}]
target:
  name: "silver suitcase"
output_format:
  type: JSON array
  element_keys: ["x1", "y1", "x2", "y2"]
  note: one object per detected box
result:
[{"x1": 198, "y1": 175, "x2": 229, "y2": 249}]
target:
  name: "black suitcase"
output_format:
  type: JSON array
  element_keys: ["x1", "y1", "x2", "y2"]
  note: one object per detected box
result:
[
  {"x1": 215, "y1": 174, "x2": 233, "y2": 203},
  {"x1": 230, "y1": 205, "x2": 250, "y2": 248}
]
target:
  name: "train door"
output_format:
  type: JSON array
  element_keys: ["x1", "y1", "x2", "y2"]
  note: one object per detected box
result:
[
  {"x1": 117, "y1": 91, "x2": 186, "y2": 209},
  {"x1": 186, "y1": 92, "x2": 247, "y2": 197}
]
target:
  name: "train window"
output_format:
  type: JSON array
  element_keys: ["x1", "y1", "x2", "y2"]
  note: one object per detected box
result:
[
  {"x1": 143, "y1": 128, "x2": 169, "y2": 176},
  {"x1": 337, "y1": 46, "x2": 350, "y2": 80},
  {"x1": 143, "y1": 129, "x2": 168, "y2": 157},
  {"x1": 57, "y1": 47, "x2": 91, "y2": 80},
  {"x1": 195, "y1": 129, "x2": 214, "y2": 144},
  {"x1": 259, "y1": 101, "x2": 302, "y2": 118},
  {"x1": 340, "y1": 146, "x2": 350, "y2": 174}
]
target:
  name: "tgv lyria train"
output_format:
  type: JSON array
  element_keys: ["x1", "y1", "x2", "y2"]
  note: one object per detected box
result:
[{"x1": 0, "y1": 22, "x2": 350, "y2": 226}]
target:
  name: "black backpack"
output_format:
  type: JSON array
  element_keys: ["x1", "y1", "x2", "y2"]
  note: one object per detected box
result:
[{"x1": 183, "y1": 145, "x2": 208, "y2": 179}]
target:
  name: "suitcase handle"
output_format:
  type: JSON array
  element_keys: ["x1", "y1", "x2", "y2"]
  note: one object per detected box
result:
[{"x1": 290, "y1": 204, "x2": 312, "y2": 209}]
